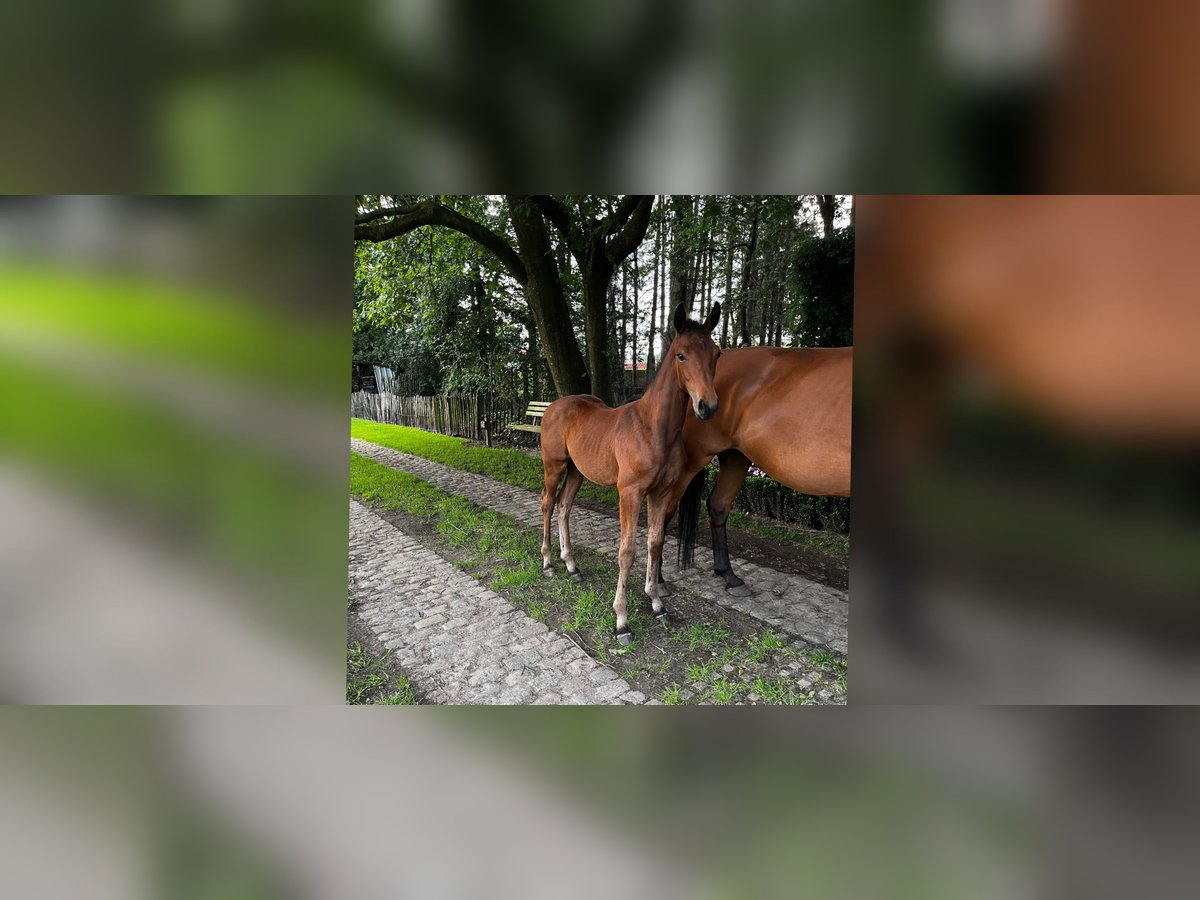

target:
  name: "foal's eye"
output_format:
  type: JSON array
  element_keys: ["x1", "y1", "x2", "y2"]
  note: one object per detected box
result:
[{"x1": 676, "y1": 352, "x2": 686, "y2": 361}]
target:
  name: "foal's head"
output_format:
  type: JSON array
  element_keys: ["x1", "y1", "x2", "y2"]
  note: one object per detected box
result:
[{"x1": 668, "y1": 302, "x2": 722, "y2": 420}]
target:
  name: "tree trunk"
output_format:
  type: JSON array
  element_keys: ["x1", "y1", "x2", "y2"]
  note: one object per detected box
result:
[
  {"x1": 721, "y1": 211, "x2": 733, "y2": 347},
  {"x1": 581, "y1": 239, "x2": 616, "y2": 404},
  {"x1": 668, "y1": 195, "x2": 692, "y2": 315},
  {"x1": 646, "y1": 206, "x2": 660, "y2": 377},
  {"x1": 508, "y1": 197, "x2": 590, "y2": 397},
  {"x1": 817, "y1": 194, "x2": 836, "y2": 237},
  {"x1": 620, "y1": 261, "x2": 628, "y2": 396},
  {"x1": 739, "y1": 206, "x2": 760, "y2": 347},
  {"x1": 631, "y1": 251, "x2": 640, "y2": 392}
]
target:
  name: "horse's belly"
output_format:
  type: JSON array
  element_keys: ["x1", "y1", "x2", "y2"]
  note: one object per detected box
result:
[{"x1": 570, "y1": 445, "x2": 619, "y2": 486}]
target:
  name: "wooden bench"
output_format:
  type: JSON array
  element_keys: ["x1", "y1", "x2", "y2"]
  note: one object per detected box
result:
[{"x1": 508, "y1": 400, "x2": 553, "y2": 435}]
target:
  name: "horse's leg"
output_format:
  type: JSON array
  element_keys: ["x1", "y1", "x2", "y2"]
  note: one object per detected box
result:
[
  {"x1": 655, "y1": 499, "x2": 675, "y2": 590},
  {"x1": 644, "y1": 492, "x2": 670, "y2": 621},
  {"x1": 709, "y1": 450, "x2": 752, "y2": 589},
  {"x1": 541, "y1": 459, "x2": 566, "y2": 575},
  {"x1": 614, "y1": 486, "x2": 643, "y2": 645},
  {"x1": 556, "y1": 462, "x2": 585, "y2": 581}
]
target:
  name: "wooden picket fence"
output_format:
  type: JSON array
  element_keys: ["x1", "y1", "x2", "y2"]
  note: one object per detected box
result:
[{"x1": 351, "y1": 391, "x2": 527, "y2": 441}]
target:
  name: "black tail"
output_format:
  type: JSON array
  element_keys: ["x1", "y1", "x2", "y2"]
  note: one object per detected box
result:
[{"x1": 676, "y1": 469, "x2": 707, "y2": 569}]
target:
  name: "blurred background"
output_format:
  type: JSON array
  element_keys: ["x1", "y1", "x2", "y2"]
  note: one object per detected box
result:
[
  {"x1": 0, "y1": 197, "x2": 347, "y2": 702},
  {"x1": 853, "y1": 195, "x2": 1200, "y2": 703},
  {"x1": 1, "y1": 707, "x2": 1197, "y2": 899},
  {"x1": 3, "y1": 0, "x2": 1200, "y2": 192},
  {"x1": 3, "y1": 0, "x2": 1200, "y2": 893}
]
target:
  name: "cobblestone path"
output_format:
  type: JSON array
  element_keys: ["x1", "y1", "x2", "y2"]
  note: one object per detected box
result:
[
  {"x1": 351, "y1": 438, "x2": 848, "y2": 654},
  {"x1": 350, "y1": 499, "x2": 647, "y2": 704}
]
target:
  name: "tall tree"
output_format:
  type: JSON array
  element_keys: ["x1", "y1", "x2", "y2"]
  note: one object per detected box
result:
[
  {"x1": 668, "y1": 195, "x2": 694, "y2": 314},
  {"x1": 534, "y1": 195, "x2": 654, "y2": 404},
  {"x1": 738, "y1": 201, "x2": 761, "y2": 346},
  {"x1": 646, "y1": 202, "x2": 661, "y2": 378},
  {"x1": 356, "y1": 195, "x2": 653, "y2": 403}
]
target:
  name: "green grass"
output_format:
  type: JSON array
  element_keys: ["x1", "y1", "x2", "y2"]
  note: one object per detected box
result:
[
  {"x1": 672, "y1": 620, "x2": 735, "y2": 651},
  {"x1": 352, "y1": 418, "x2": 619, "y2": 504},
  {"x1": 660, "y1": 685, "x2": 685, "y2": 705},
  {"x1": 727, "y1": 509, "x2": 850, "y2": 559},
  {"x1": 347, "y1": 643, "x2": 417, "y2": 705},
  {"x1": 752, "y1": 675, "x2": 816, "y2": 706},
  {"x1": 745, "y1": 629, "x2": 786, "y2": 663},
  {"x1": 708, "y1": 677, "x2": 743, "y2": 704}
]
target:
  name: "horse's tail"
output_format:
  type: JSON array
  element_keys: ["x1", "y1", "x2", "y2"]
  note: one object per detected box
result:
[{"x1": 676, "y1": 468, "x2": 707, "y2": 569}]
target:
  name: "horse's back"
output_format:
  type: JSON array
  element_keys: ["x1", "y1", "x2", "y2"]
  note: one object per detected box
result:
[{"x1": 713, "y1": 346, "x2": 852, "y2": 495}]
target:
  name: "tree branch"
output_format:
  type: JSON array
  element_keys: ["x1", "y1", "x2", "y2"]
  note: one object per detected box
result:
[
  {"x1": 531, "y1": 195, "x2": 589, "y2": 270},
  {"x1": 604, "y1": 195, "x2": 654, "y2": 265},
  {"x1": 355, "y1": 199, "x2": 527, "y2": 286},
  {"x1": 598, "y1": 194, "x2": 643, "y2": 239},
  {"x1": 355, "y1": 203, "x2": 404, "y2": 226},
  {"x1": 531, "y1": 195, "x2": 573, "y2": 239}
]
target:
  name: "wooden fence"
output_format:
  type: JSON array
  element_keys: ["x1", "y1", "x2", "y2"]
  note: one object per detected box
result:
[{"x1": 351, "y1": 391, "x2": 528, "y2": 441}]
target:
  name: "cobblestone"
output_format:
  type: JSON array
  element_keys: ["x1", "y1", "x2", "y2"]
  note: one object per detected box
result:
[
  {"x1": 351, "y1": 438, "x2": 848, "y2": 650},
  {"x1": 350, "y1": 499, "x2": 644, "y2": 704}
]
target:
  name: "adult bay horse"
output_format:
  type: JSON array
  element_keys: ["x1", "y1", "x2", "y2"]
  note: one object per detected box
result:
[
  {"x1": 676, "y1": 346, "x2": 852, "y2": 588},
  {"x1": 540, "y1": 303, "x2": 722, "y2": 645}
]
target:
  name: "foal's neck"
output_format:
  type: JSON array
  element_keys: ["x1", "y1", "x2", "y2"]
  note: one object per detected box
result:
[{"x1": 637, "y1": 358, "x2": 689, "y2": 442}]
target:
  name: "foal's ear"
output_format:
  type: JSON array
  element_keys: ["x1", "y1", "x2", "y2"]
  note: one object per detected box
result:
[
  {"x1": 704, "y1": 302, "x2": 721, "y2": 333},
  {"x1": 672, "y1": 303, "x2": 686, "y2": 333}
]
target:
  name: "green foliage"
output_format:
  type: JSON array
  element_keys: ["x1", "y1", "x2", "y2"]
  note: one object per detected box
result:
[
  {"x1": 354, "y1": 196, "x2": 530, "y2": 396},
  {"x1": 791, "y1": 227, "x2": 855, "y2": 348}
]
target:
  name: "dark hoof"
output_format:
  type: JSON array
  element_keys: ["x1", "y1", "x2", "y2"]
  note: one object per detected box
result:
[
  {"x1": 570, "y1": 570, "x2": 584, "y2": 582},
  {"x1": 654, "y1": 609, "x2": 670, "y2": 624},
  {"x1": 717, "y1": 570, "x2": 745, "y2": 589},
  {"x1": 616, "y1": 628, "x2": 634, "y2": 647},
  {"x1": 541, "y1": 565, "x2": 554, "y2": 578},
  {"x1": 726, "y1": 585, "x2": 752, "y2": 598},
  {"x1": 656, "y1": 582, "x2": 672, "y2": 597}
]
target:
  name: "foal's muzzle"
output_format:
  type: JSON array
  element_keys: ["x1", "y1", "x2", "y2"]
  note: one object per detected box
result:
[{"x1": 696, "y1": 397, "x2": 719, "y2": 420}]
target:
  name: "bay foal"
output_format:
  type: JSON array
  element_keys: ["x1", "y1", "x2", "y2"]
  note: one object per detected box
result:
[{"x1": 540, "y1": 303, "x2": 721, "y2": 644}]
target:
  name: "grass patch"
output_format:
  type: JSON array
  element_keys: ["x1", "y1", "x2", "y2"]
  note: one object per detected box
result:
[
  {"x1": 728, "y1": 509, "x2": 850, "y2": 559},
  {"x1": 672, "y1": 620, "x2": 735, "y2": 651},
  {"x1": 661, "y1": 685, "x2": 685, "y2": 705},
  {"x1": 708, "y1": 677, "x2": 743, "y2": 704},
  {"x1": 752, "y1": 676, "x2": 815, "y2": 706},
  {"x1": 745, "y1": 629, "x2": 786, "y2": 663},
  {"x1": 353, "y1": 418, "x2": 619, "y2": 504},
  {"x1": 347, "y1": 643, "x2": 417, "y2": 705}
]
